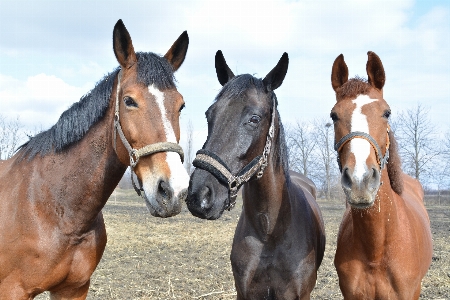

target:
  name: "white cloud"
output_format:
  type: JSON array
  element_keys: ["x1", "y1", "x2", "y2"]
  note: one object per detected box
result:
[{"x1": 0, "y1": 73, "x2": 86, "y2": 129}]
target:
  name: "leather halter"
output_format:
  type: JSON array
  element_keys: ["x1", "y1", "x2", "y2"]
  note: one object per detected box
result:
[
  {"x1": 113, "y1": 70, "x2": 184, "y2": 197},
  {"x1": 334, "y1": 126, "x2": 390, "y2": 173},
  {"x1": 192, "y1": 94, "x2": 276, "y2": 211}
]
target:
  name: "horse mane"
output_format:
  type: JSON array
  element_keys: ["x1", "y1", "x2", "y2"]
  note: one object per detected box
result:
[
  {"x1": 18, "y1": 52, "x2": 176, "y2": 160},
  {"x1": 387, "y1": 130, "x2": 403, "y2": 195},
  {"x1": 215, "y1": 74, "x2": 290, "y2": 183},
  {"x1": 335, "y1": 76, "x2": 371, "y2": 101}
]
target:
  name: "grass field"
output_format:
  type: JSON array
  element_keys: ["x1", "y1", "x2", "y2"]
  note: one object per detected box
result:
[{"x1": 36, "y1": 189, "x2": 449, "y2": 299}]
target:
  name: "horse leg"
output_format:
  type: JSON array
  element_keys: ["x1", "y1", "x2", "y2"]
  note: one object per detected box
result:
[
  {"x1": 49, "y1": 280, "x2": 90, "y2": 300},
  {"x1": 412, "y1": 283, "x2": 421, "y2": 300}
]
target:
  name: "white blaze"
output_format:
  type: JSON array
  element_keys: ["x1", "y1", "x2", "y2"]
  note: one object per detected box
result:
[
  {"x1": 350, "y1": 95, "x2": 377, "y2": 182},
  {"x1": 146, "y1": 85, "x2": 189, "y2": 197}
]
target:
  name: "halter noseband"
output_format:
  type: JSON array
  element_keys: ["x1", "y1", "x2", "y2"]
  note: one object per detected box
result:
[
  {"x1": 192, "y1": 94, "x2": 276, "y2": 211},
  {"x1": 113, "y1": 70, "x2": 184, "y2": 197},
  {"x1": 334, "y1": 126, "x2": 390, "y2": 173}
]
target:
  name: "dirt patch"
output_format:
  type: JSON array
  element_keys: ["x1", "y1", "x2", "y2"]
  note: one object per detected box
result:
[{"x1": 36, "y1": 190, "x2": 449, "y2": 299}]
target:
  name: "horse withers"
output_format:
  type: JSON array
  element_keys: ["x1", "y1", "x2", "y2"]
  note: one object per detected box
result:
[
  {"x1": 0, "y1": 20, "x2": 189, "y2": 299},
  {"x1": 330, "y1": 51, "x2": 433, "y2": 299},
  {"x1": 187, "y1": 51, "x2": 325, "y2": 299}
]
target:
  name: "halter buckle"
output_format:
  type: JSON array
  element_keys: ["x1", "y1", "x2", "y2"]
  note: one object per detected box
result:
[{"x1": 130, "y1": 149, "x2": 139, "y2": 167}]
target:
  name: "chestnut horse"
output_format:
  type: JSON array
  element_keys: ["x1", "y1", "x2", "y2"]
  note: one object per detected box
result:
[
  {"x1": 0, "y1": 20, "x2": 189, "y2": 299},
  {"x1": 330, "y1": 51, "x2": 433, "y2": 299},
  {"x1": 188, "y1": 51, "x2": 325, "y2": 299}
]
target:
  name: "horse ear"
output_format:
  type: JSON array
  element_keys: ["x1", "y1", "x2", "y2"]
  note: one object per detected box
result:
[
  {"x1": 113, "y1": 19, "x2": 137, "y2": 69},
  {"x1": 366, "y1": 51, "x2": 385, "y2": 90},
  {"x1": 331, "y1": 54, "x2": 348, "y2": 92},
  {"x1": 215, "y1": 50, "x2": 235, "y2": 86},
  {"x1": 164, "y1": 31, "x2": 189, "y2": 72},
  {"x1": 263, "y1": 52, "x2": 289, "y2": 92}
]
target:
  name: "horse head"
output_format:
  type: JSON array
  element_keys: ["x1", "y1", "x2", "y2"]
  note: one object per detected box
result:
[
  {"x1": 113, "y1": 20, "x2": 189, "y2": 217},
  {"x1": 330, "y1": 51, "x2": 391, "y2": 208},
  {"x1": 187, "y1": 50, "x2": 288, "y2": 219}
]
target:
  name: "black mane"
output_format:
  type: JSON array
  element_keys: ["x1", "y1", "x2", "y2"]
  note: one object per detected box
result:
[
  {"x1": 18, "y1": 52, "x2": 176, "y2": 160},
  {"x1": 216, "y1": 74, "x2": 290, "y2": 182}
]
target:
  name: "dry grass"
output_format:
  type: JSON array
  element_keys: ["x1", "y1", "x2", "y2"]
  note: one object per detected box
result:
[{"x1": 35, "y1": 189, "x2": 449, "y2": 299}]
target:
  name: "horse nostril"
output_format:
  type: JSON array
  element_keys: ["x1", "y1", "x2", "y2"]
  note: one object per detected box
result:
[
  {"x1": 199, "y1": 186, "x2": 212, "y2": 209},
  {"x1": 367, "y1": 168, "x2": 380, "y2": 191},
  {"x1": 341, "y1": 167, "x2": 352, "y2": 190},
  {"x1": 157, "y1": 180, "x2": 173, "y2": 204}
]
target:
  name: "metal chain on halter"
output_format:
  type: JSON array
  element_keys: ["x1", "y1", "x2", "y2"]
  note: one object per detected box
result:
[
  {"x1": 193, "y1": 93, "x2": 277, "y2": 210},
  {"x1": 113, "y1": 70, "x2": 184, "y2": 197},
  {"x1": 257, "y1": 104, "x2": 275, "y2": 179}
]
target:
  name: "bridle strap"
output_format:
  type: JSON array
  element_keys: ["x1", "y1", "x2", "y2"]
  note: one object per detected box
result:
[
  {"x1": 113, "y1": 70, "x2": 184, "y2": 197},
  {"x1": 192, "y1": 93, "x2": 276, "y2": 211},
  {"x1": 334, "y1": 127, "x2": 390, "y2": 172}
]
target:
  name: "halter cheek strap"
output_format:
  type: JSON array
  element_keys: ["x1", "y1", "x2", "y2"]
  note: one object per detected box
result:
[
  {"x1": 113, "y1": 70, "x2": 184, "y2": 197},
  {"x1": 192, "y1": 94, "x2": 276, "y2": 211},
  {"x1": 334, "y1": 126, "x2": 390, "y2": 173}
]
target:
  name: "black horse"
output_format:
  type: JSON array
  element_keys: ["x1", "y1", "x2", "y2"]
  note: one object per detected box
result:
[{"x1": 187, "y1": 51, "x2": 325, "y2": 299}]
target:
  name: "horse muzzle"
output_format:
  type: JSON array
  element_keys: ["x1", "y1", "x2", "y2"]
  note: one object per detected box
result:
[
  {"x1": 138, "y1": 164, "x2": 189, "y2": 217},
  {"x1": 187, "y1": 169, "x2": 228, "y2": 220},
  {"x1": 341, "y1": 166, "x2": 380, "y2": 208}
]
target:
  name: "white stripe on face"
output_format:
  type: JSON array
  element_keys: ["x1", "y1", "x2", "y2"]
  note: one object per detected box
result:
[
  {"x1": 145, "y1": 85, "x2": 189, "y2": 196},
  {"x1": 350, "y1": 95, "x2": 378, "y2": 182}
]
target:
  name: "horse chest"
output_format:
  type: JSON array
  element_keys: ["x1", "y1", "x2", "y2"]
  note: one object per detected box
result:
[
  {"x1": 231, "y1": 234, "x2": 316, "y2": 299},
  {"x1": 337, "y1": 255, "x2": 420, "y2": 300}
]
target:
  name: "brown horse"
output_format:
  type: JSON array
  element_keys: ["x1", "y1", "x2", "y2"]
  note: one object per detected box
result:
[
  {"x1": 0, "y1": 20, "x2": 189, "y2": 299},
  {"x1": 187, "y1": 51, "x2": 325, "y2": 299},
  {"x1": 330, "y1": 51, "x2": 433, "y2": 299}
]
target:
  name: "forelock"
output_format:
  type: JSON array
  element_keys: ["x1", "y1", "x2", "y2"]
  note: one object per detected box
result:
[
  {"x1": 336, "y1": 76, "x2": 371, "y2": 101},
  {"x1": 215, "y1": 74, "x2": 265, "y2": 102},
  {"x1": 136, "y1": 52, "x2": 176, "y2": 90}
]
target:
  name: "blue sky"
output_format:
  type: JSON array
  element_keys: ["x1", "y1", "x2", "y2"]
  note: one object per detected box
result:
[{"x1": 0, "y1": 0, "x2": 449, "y2": 152}]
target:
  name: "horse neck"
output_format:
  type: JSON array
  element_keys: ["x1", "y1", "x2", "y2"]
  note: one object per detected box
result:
[
  {"x1": 38, "y1": 93, "x2": 126, "y2": 233},
  {"x1": 242, "y1": 123, "x2": 291, "y2": 239},
  {"x1": 350, "y1": 168, "x2": 400, "y2": 261}
]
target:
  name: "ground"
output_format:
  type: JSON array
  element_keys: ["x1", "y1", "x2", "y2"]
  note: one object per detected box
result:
[{"x1": 36, "y1": 189, "x2": 449, "y2": 299}]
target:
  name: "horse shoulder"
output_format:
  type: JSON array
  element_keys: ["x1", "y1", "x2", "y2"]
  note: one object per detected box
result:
[
  {"x1": 395, "y1": 174, "x2": 433, "y2": 273},
  {"x1": 289, "y1": 173, "x2": 326, "y2": 268}
]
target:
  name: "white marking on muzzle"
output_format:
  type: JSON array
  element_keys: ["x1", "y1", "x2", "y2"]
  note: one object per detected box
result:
[
  {"x1": 147, "y1": 85, "x2": 189, "y2": 197},
  {"x1": 350, "y1": 95, "x2": 378, "y2": 183}
]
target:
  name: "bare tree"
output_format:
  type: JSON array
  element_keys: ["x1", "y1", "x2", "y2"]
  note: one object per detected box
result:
[
  {"x1": 313, "y1": 119, "x2": 337, "y2": 200},
  {"x1": 395, "y1": 104, "x2": 440, "y2": 181},
  {"x1": 0, "y1": 115, "x2": 22, "y2": 159},
  {"x1": 184, "y1": 120, "x2": 194, "y2": 174},
  {"x1": 285, "y1": 121, "x2": 316, "y2": 177}
]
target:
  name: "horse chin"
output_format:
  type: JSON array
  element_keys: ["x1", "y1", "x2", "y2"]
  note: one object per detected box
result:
[
  {"x1": 205, "y1": 204, "x2": 226, "y2": 220},
  {"x1": 142, "y1": 192, "x2": 182, "y2": 218},
  {"x1": 345, "y1": 193, "x2": 376, "y2": 209}
]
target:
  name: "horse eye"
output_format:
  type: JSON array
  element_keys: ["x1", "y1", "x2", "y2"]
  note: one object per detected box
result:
[
  {"x1": 249, "y1": 115, "x2": 261, "y2": 124},
  {"x1": 383, "y1": 110, "x2": 391, "y2": 119},
  {"x1": 179, "y1": 103, "x2": 185, "y2": 113},
  {"x1": 330, "y1": 112, "x2": 339, "y2": 122},
  {"x1": 123, "y1": 96, "x2": 137, "y2": 108}
]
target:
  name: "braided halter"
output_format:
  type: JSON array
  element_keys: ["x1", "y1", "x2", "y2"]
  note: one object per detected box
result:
[
  {"x1": 334, "y1": 125, "x2": 390, "y2": 173},
  {"x1": 113, "y1": 70, "x2": 184, "y2": 197},
  {"x1": 192, "y1": 94, "x2": 276, "y2": 211}
]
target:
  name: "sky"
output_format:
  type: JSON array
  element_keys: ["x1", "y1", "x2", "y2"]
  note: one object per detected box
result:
[{"x1": 0, "y1": 0, "x2": 449, "y2": 154}]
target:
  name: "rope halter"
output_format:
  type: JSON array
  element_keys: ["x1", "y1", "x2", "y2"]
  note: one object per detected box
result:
[
  {"x1": 192, "y1": 94, "x2": 276, "y2": 211},
  {"x1": 334, "y1": 125, "x2": 390, "y2": 173},
  {"x1": 113, "y1": 70, "x2": 184, "y2": 197}
]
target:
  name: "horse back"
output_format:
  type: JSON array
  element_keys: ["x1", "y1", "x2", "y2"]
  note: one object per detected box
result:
[
  {"x1": 289, "y1": 170, "x2": 326, "y2": 268},
  {"x1": 289, "y1": 170, "x2": 316, "y2": 198}
]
